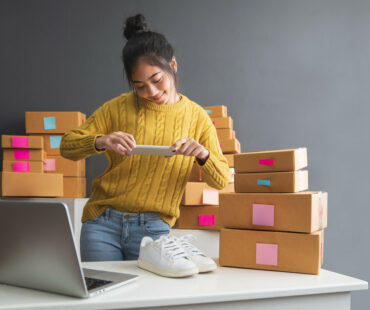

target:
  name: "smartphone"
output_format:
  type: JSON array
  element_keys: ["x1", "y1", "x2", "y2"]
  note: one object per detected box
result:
[{"x1": 126, "y1": 145, "x2": 177, "y2": 157}]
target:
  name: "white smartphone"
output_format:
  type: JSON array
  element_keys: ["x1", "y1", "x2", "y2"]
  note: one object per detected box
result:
[{"x1": 126, "y1": 145, "x2": 177, "y2": 157}]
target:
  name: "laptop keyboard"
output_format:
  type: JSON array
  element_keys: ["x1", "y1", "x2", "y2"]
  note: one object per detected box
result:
[{"x1": 84, "y1": 277, "x2": 113, "y2": 290}]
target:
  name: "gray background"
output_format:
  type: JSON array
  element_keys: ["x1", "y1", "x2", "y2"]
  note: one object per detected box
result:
[{"x1": 0, "y1": 0, "x2": 369, "y2": 307}]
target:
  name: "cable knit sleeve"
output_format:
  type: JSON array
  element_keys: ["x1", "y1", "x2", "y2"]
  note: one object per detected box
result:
[
  {"x1": 60, "y1": 103, "x2": 110, "y2": 161},
  {"x1": 197, "y1": 112, "x2": 230, "y2": 190}
]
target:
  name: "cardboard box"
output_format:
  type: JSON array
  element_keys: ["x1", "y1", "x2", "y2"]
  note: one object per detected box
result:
[
  {"x1": 44, "y1": 155, "x2": 85, "y2": 177},
  {"x1": 211, "y1": 117, "x2": 233, "y2": 129},
  {"x1": 25, "y1": 111, "x2": 86, "y2": 134},
  {"x1": 204, "y1": 105, "x2": 228, "y2": 117},
  {"x1": 3, "y1": 149, "x2": 45, "y2": 162},
  {"x1": 217, "y1": 129, "x2": 235, "y2": 141},
  {"x1": 1, "y1": 171, "x2": 63, "y2": 197},
  {"x1": 182, "y1": 181, "x2": 235, "y2": 205},
  {"x1": 224, "y1": 154, "x2": 234, "y2": 167},
  {"x1": 220, "y1": 191, "x2": 327, "y2": 233},
  {"x1": 2, "y1": 160, "x2": 44, "y2": 173},
  {"x1": 188, "y1": 165, "x2": 234, "y2": 183},
  {"x1": 220, "y1": 138, "x2": 241, "y2": 154},
  {"x1": 235, "y1": 170, "x2": 308, "y2": 193},
  {"x1": 177, "y1": 205, "x2": 221, "y2": 230},
  {"x1": 219, "y1": 228, "x2": 323, "y2": 274},
  {"x1": 235, "y1": 148, "x2": 307, "y2": 173},
  {"x1": 182, "y1": 182, "x2": 219, "y2": 205},
  {"x1": 63, "y1": 177, "x2": 86, "y2": 198},
  {"x1": 30, "y1": 134, "x2": 64, "y2": 155},
  {"x1": 1, "y1": 135, "x2": 43, "y2": 149},
  {"x1": 188, "y1": 164, "x2": 203, "y2": 182}
]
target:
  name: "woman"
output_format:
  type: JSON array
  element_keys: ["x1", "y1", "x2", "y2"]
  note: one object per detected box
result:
[{"x1": 60, "y1": 14, "x2": 230, "y2": 262}]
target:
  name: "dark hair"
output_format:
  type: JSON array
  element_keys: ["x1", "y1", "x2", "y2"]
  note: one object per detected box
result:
[{"x1": 122, "y1": 14, "x2": 177, "y2": 88}]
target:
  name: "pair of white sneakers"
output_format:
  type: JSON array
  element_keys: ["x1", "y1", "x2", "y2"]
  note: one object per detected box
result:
[{"x1": 137, "y1": 234, "x2": 217, "y2": 278}]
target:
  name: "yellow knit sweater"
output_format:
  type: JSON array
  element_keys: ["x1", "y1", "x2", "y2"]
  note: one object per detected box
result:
[{"x1": 60, "y1": 91, "x2": 230, "y2": 226}]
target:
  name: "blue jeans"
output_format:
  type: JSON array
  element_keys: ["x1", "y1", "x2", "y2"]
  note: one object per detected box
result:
[{"x1": 80, "y1": 208, "x2": 170, "y2": 262}]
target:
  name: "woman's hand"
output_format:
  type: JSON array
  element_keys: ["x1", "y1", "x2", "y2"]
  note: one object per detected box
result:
[
  {"x1": 171, "y1": 138, "x2": 209, "y2": 164},
  {"x1": 95, "y1": 132, "x2": 136, "y2": 155}
]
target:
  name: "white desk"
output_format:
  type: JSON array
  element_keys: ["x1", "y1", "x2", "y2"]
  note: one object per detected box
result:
[{"x1": 0, "y1": 261, "x2": 367, "y2": 310}]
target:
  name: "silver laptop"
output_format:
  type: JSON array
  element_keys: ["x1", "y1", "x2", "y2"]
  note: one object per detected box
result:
[{"x1": 0, "y1": 200, "x2": 138, "y2": 298}]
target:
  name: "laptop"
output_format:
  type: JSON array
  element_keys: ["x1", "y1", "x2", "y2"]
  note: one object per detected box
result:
[{"x1": 0, "y1": 200, "x2": 138, "y2": 298}]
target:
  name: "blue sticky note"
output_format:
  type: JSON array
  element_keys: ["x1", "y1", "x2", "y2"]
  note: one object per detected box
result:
[
  {"x1": 50, "y1": 136, "x2": 62, "y2": 149},
  {"x1": 257, "y1": 179, "x2": 271, "y2": 186},
  {"x1": 43, "y1": 116, "x2": 56, "y2": 130},
  {"x1": 205, "y1": 109, "x2": 212, "y2": 114}
]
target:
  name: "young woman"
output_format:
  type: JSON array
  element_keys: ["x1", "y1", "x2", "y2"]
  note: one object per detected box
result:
[{"x1": 60, "y1": 14, "x2": 230, "y2": 262}]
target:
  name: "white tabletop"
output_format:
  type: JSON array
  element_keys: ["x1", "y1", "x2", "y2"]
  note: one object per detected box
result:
[{"x1": 0, "y1": 261, "x2": 367, "y2": 310}]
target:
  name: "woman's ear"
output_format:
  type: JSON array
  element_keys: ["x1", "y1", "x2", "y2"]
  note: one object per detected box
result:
[{"x1": 170, "y1": 56, "x2": 178, "y2": 73}]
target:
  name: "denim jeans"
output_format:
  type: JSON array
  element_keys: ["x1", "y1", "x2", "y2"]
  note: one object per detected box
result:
[{"x1": 80, "y1": 208, "x2": 170, "y2": 262}]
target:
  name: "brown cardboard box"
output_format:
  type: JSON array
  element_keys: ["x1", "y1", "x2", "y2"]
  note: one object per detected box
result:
[
  {"x1": 1, "y1": 135, "x2": 43, "y2": 149},
  {"x1": 188, "y1": 164, "x2": 234, "y2": 183},
  {"x1": 63, "y1": 177, "x2": 86, "y2": 198},
  {"x1": 1, "y1": 171, "x2": 63, "y2": 197},
  {"x1": 44, "y1": 155, "x2": 85, "y2": 177},
  {"x1": 219, "y1": 228, "x2": 323, "y2": 274},
  {"x1": 217, "y1": 129, "x2": 235, "y2": 141},
  {"x1": 25, "y1": 111, "x2": 86, "y2": 134},
  {"x1": 182, "y1": 182, "x2": 235, "y2": 205},
  {"x1": 220, "y1": 138, "x2": 241, "y2": 154},
  {"x1": 30, "y1": 134, "x2": 64, "y2": 155},
  {"x1": 188, "y1": 164, "x2": 203, "y2": 182},
  {"x1": 220, "y1": 191, "x2": 327, "y2": 233},
  {"x1": 211, "y1": 117, "x2": 233, "y2": 129},
  {"x1": 177, "y1": 205, "x2": 221, "y2": 230},
  {"x1": 2, "y1": 160, "x2": 44, "y2": 173},
  {"x1": 235, "y1": 148, "x2": 307, "y2": 173},
  {"x1": 224, "y1": 154, "x2": 234, "y2": 167},
  {"x1": 204, "y1": 105, "x2": 228, "y2": 117},
  {"x1": 182, "y1": 182, "x2": 219, "y2": 205},
  {"x1": 3, "y1": 149, "x2": 45, "y2": 162},
  {"x1": 235, "y1": 170, "x2": 308, "y2": 193}
]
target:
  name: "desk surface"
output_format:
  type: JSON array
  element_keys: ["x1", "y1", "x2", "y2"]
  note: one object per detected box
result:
[{"x1": 0, "y1": 261, "x2": 367, "y2": 310}]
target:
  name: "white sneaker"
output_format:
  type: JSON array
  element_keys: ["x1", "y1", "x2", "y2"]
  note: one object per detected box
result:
[
  {"x1": 174, "y1": 235, "x2": 217, "y2": 273},
  {"x1": 137, "y1": 235, "x2": 199, "y2": 278}
]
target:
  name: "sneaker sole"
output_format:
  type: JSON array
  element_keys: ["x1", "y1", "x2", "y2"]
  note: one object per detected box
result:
[
  {"x1": 198, "y1": 263, "x2": 217, "y2": 273},
  {"x1": 137, "y1": 259, "x2": 199, "y2": 278}
]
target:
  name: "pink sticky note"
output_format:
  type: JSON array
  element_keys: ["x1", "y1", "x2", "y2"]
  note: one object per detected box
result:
[
  {"x1": 44, "y1": 158, "x2": 56, "y2": 171},
  {"x1": 259, "y1": 159, "x2": 274, "y2": 166},
  {"x1": 252, "y1": 204, "x2": 275, "y2": 226},
  {"x1": 202, "y1": 189, "x2": 219, "y2": 205},
  {"x1": 256, "y1": 243, "x2": 278, "y2": 266},
  {"x1": 13, "y1": 150, "x2": 30, "y2": 160},
  {"x1": 198, "y1": 214, "x2": 215, "y2": 226},
  {"x1": 13, "y1": 161, "x2": 30, "y2": 172},
  {"x1": 12, "y1": 136, "x2": 29, "y2": 148}
]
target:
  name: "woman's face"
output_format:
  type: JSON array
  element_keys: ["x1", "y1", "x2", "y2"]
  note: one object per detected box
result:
[{"x1": 131, "y1": 58, "x2": 178, "y2": 105}]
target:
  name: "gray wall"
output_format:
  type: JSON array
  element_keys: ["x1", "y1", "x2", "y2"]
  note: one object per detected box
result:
[{"x1": 1, "y1": 0, "x2": 369, "y2": 307}]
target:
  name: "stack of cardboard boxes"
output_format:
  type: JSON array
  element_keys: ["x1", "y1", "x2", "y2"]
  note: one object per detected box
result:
[
  {"x1": 1, "y1": 135, "x2": 63, "y2": 197},
  {"x1": 219, "y1": 148, "x2": 327, "y2": 274},
  {"x1": 0, "y1": 111, "x2": 86, "y2": 198},
  {"x1": 205, "y1": 105, "x2": 240, "y2": 156},
  {"x1": 176, "y1": 105, "x2": 238, "y2": 231}
]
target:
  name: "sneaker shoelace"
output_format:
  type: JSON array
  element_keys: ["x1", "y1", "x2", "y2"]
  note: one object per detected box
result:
[
  {"x1": 153, "y1": 235, "x2": 188, "y2": 263},
  {"x1": 174, "y1": 234, "x2": 206, "y2": 257}
]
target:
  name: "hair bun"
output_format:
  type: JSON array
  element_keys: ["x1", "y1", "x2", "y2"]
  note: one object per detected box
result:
[{"x1": 123, "y1": 14, "x2": 148, "y2": 40}]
